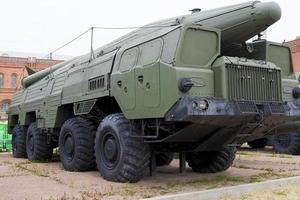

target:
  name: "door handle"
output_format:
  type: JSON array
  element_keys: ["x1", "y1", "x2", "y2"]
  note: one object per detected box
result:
[
  {"x1": 138, "y1": 75, "x2": 144, "y2": 83},
  {"x1": 117, "y1": 80, "x2": 122, "y2": 87}
]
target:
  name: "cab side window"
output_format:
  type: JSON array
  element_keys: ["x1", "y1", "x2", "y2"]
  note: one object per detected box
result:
[
  {"x1": 161, "y1": 28, "x2": 181, "y2": 64},
  {"x1": 139, "y1": 39, "x2": 162, "y2": 66},
  {"x1": 119, "y1": 47, "x2": 139, "y2": 72}
]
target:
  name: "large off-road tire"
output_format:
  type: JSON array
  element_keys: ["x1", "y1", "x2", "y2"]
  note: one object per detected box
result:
[
  {"x1": 247, "y1": 138, "x2": 268, "y2": 149},
  {"x1": 26, "y1": 122, "x2": 53, "y2": 161},
  {"x1": 12, "y1": 125, "x2": 27, "y2": 158},
  {"x1": 186, "y1": 147, "x2": 236, "y2": 173},
  {"x1": 156, "y1": 152, "x2": 174, "y2": 166},
  {"x1": 271, "y1": 132, "x2": 300, "y2": 155},
  {"x1": 59, "y1": 117, "x2": 96, "y2": 171},
  {"x1": 95, "y1": 113, "x2": 150, "y2": 183}
]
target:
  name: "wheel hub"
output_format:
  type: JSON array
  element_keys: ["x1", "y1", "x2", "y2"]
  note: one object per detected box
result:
[
  {"x1": 64, "y1": 135, "x2": 74, "y2": 157},
  {"x1": 104, "y1": 138, "x2": 117, "y2": 161}
]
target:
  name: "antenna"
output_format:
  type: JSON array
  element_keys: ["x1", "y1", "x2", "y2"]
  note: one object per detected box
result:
[
  {"x1": 90, "y1": 27, "x2": 95, "y2": 61},
  {"x1": 44, "y1": 25, "x2": 173, "y2": 59}
]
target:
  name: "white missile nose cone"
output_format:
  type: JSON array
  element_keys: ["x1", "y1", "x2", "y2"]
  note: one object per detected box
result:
[
  {"x1": 267, "y1": 1, "x2": 281, "y2": 21},
  {"x1": 255, "y1": 1, "x2": 282, "y2": 23}
]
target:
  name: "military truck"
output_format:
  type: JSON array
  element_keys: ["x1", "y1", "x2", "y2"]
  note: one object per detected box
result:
[
  {"x1": 8, "y1": 1, "x2": 300, "y2": 182},
  {"x1": 247, "y1": 128, "x2": 300, "y2": 155},
  {"x1": 267, "y1": 57, "x2": 300, "y2": 154},
  {"x1": 244, "y1": 43, "x2": 300, "y2": 154},
  {"x1": 250, "y1": 120, "x2": 300, "y2": 155}
]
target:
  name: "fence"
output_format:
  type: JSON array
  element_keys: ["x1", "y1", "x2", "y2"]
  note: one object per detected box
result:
[{"x1": 0, "y1": 121, "x2": 12, "y2": 152}]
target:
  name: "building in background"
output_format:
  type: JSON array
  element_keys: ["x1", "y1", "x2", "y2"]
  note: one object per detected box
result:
[
  {"x1": 0, "y1": 56, "x2": 63, "y2": 119},
  {"x1": 289, "y1": 37, "x2": 300, "y2": 72}
]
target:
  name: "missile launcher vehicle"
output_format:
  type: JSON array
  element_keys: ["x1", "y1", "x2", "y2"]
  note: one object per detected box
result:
[{"x1": 8, "y1": 1, "x2": 300, "y2": 182}]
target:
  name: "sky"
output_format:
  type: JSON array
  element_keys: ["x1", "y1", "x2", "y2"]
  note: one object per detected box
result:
[{"x1": 1, "y1": 0, "x2": 299, "y2": 59}]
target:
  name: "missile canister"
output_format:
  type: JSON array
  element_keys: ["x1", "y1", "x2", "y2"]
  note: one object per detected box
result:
[{"x1": 22, "y1": 1, "x2": 281, "y2": 87}]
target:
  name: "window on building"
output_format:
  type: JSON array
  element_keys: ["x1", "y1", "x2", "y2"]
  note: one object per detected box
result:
[
  {"x1": 1, "y1": 102, "x2": 10, "y2": 112},
  {"x1": 0, "y1": 74, "x2": 3, "y2": 88},
  {"x1": 11, "y1": 74, "x2": 17, "y2": 89}
]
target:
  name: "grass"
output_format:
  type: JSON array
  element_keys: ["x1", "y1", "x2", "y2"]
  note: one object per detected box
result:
[
  {"x1": 14, "y1": 161, "x2": 64, "y2": 184},
  {"x1": 0, "y1": 174, "x2": 24, "y2": 178},
  {"x1": 8, "y1": 148, "x2": 298, "y2": 200},
  {"x1": 248, "y1": 170, "x2": 291, "y2": 183},
  {"x1": 233, "y1": 164, "x2": 252, "y2": 169},
  {"x1": 236, "y1": 152, "x2": 260, "y2": 158},
  {"x1": 0, "y1": 160, "x2": 12, "y2": 166},
  {"x1": 15, "y1": 161, "x2": 49, "y2": 177},
  {"x1": 270, "y1": 153, "x2": 293, "y2": 158},
  {"x1": 53, "y1": 148, "x2": 60, "y2": 157},
  {"x1": 233, "y1": 164, "x2": 275, "y2": 173},
  {"x1": 52, "y1": 170, "x2": 295, "y2": 200},
  {"x1": 112, "y1": 171, "x2": 291, "y2": 199},
  {"x1": 237, "y1": 149, "x2": 293, "y2": 159},
  {"x1": 273, "y1": 188, "x2": 288, "y2": 196},
  {"x1": 236, "y1": 151, "x2": 253, "y2": 156}
]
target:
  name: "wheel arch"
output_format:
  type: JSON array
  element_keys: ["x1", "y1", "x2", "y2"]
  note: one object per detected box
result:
[
  {"x1": 8, "y1": 114, "x2": 19, "y2": 131},
  {"x1": 52, "y1": 97, "x2": 122, "y2": 128},
  {"x1": 24, "y1": 111, "x2": 36, "y2": 126}
]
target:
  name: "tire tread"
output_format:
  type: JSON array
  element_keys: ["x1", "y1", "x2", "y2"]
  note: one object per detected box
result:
[{"x1": 187, "y1": 147, "x2": 236, "y2": 173}]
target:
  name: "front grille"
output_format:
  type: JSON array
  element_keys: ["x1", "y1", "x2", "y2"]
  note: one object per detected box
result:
[
  {"x1": 226, "y1": 63, "x2": 282, "y2": 103},
  {"x1": 235, "y1": 101, "x2": 258, "y2": 114},
  {"x1": 262, "y1": 102, "x2": 287, "y2": 114}
]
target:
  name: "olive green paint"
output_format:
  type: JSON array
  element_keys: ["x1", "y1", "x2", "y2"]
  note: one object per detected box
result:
[{"x1": 7, "y1": 1, "x2": 296, "y2": 128}]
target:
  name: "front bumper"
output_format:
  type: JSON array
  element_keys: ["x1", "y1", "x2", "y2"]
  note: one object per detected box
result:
[
  {"x1": 165, "y1": 96, "x2": 300, "y2": 128},
  {"x1": 166, "y1": 97, "x2": 256, "y2": 126},
  {"x1": 159, "y1": 96, "x2": 300, "y2": 150}
]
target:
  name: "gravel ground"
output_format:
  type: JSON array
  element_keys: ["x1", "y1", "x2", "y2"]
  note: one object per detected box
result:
[{"x1": 1, "y1": 146, "x2": 300, "y2": 200}]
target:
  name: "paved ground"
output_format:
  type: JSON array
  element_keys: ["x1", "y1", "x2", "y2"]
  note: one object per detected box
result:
[
  {"x1": 1, "y1": 147, "x2": 300, "y2": 200},
  {"x1": 220, "y1": 183, "x2": 300, "y2": 200}
]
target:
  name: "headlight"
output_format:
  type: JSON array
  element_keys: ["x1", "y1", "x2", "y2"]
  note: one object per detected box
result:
[{"x1": 199, "y1": 100, "x2": 209, "y2": 110}]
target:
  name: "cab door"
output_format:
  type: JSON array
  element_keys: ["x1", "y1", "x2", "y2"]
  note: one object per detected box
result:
[
  {"x1": 111, "y1": 47, "x2": 138, "y2": 111},
  {"x1": 111, "y1": 39, "x2": 162, "y2": 119},
  {"x1": 134, "y1": 38, "x2": 162, "y2": 113}
]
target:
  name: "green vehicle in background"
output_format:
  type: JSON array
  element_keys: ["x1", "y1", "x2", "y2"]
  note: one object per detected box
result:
[
  {"x1": 7, "y1": 1, "x2": 300, "y2": 182},
  {"x1": 0, "y1": 121, "x2": 12, "y2": 152},
  {"x1": 247, "y1": 62, "x2": 300, "y2": 154}
]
